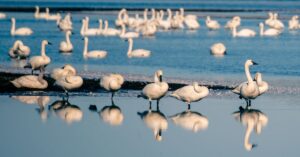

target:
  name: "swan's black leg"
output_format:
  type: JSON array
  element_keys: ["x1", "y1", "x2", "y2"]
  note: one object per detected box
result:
[
  {"x1": 188, "y1": 103, "x2": 191, "y2": 110},
  {"x1": 111, "y1": 92, "x2": 115, "y2": 101},
  {"x1": 249, "y1": 100, "x2": 252, "y2": 106},
  {"x1": 156, "y1": 99, "x2": 160, "y2": 111},
  {"x1": 149, "y1": 100, "x2": 152, "y2": 110}
]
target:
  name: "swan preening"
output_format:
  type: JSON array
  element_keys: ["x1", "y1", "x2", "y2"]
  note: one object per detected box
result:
[
  {"x1": 51, "y1": 64, "x2": 77, "y2": 80},
  {"x1": 11, "y1": 18, "x2": 33, "y2": 36},
  {"x1": 225, "y1": 16, "x2": 241, "y2": 30},
  {"x1": 127, "y1": 38, "x2": 151, "y2": 58},
  {"x1": 9, "y1": 40, "x2": 30, "y2": 59},
  {"x1": 57, "y1": 13, "x2": 73, "y2": 31},
  {"x1": 138, "y1": 70, "x2": 169, "y2": 106},
  {"x1": 100, "y1": 73, "x2": 124, "y2": 98},
  {"x1": 233, "y1": 106, "x2": 268, "y2": 151},
  {"x1": 59, "y1": 30, "x2": 73, "y2": 52},
  {"x1": 210, "y1": 43, "x2": 226, "y2": 56},
  {"x1": 11, "y1": 72, "x2": 48, "y2": 89},
  {"x1": 24, "y1": 40, "x2": 51, "y2": 74},
  {"x1": 170, "y1": 110, "x2": 209, "y2": 132},
  {"x1": 83, "y1": 37, "x2": 107, "y2": 59},
  {"x1": 170, "y1": 82, "x2": 209, "y2": 109},
  {"x1": 232, "y1": 59, "x2": 260, "y2": 106}
]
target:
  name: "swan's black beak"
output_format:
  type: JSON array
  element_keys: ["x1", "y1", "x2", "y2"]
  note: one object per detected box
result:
[
  {"x1": 252, "y1": 61, "x2": 258, "y2": 65},
  {"x1": 252, "y1": 144, "x2": 258, "y2": 149},
  {"x1": 48, "y1": 42, "x2": 52, "y2": 45},
  {"x1": 71, "y1": 32, "x2": 75, "y2": 35},
  {"x1": 159, "y1": 75, "x2": 163, "y2": 82}
]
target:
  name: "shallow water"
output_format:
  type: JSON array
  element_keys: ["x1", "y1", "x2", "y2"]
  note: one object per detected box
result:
[{"x1": 0, "y1": 94, "x2": 300, "y2": 156}]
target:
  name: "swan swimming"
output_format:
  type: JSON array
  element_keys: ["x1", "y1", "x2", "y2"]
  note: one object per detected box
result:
[
  {"x1": 232, "y1": 25, "x2": 256, "y2": 37},
  {"x1": 102, "y1": 20, "x2": 121, "y2": 36},
  {"x1": 210, "y1": 42, "x2": 226, "y2": 56},
  {"x1": 259, "y1": 22, "x2": 281, "y2": 36},
  {"x1": 59, "y1": 30, "x2": 73, "y2": 52},
  {"x1": 232, "y1": 59, "x2": 259, "y2": 106},
  {"x1": 11, "y1": 18, "x2": 33, "y2": 36},
  {"x1": 83, "y1": 37, "x2": 107, "y2": 59},
  {"x1": 11, "y1": 72, "x2": 48, "y2": 89},
  {"x1": 9, "y1": 40, "x2": 31, "y2": 59},
  {"x1": 138, "y1": 70, "x2": 169, "y2": 106},
  {"x1": 206, "y1": 16, "x2": 220, "y2": 30},
  {"x1": 24, "y1": 40, "x2": 51, "y2": 74},
  {"x1": 170, "y1": 82, "x2": 209, "y2": 109},
  {"x1": 225, "y1": 16, "x2": 241, "y2": 30},
  {"x1": 120, "y1": 24, "x2": 139, "y2": 39},
  {"x1": 34, "y1": 6, "x2": 47, "y2": 19},
  {"x1": 100, "y1": 73, "x2": 124, "y2": 99},
  {"x1": 127, "y1": 38, "x2": 151, "y2": 58},
  {"x1": 288, "y1": 15, "x2": 299, "y2": 30}
]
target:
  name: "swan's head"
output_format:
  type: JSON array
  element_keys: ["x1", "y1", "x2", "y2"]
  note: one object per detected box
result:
[
  {"x1": 259, "y1": 22, "x2": 264, "y2": 28},
  {"x1": 233, "y1": 16, "x2": 241, "y2": 22},
  {"x1": 156, "y1": 70, "x2": 163, "y2": 82},
  {"x1": 66, "y1": 30, "x2": 72, "y2": 35},
  {"x1": 63, "y1": 64, "x2": 77, "y2": 76},
  {"x1": 245, "y1": 59, "x2": 258, "y2": 66},
  {"x1": 11, "y1": 17, "x2": 15, "y2": 22},
  {"x1": 42, "y1": 40, "x2": 52, "y2": 45},
  {"x1": 46, "y1": 8, "x2": 49, "y2": 13},
  {"x1": 245, "y1": 143, "x2": 258, "y2": 151},
  {"x1": 85, "y1": 16, "x2": 89, "y2": 21},
  {"x1": 206, "y1": 16, "x2": 211, "y2": 21},
  {"x1": 292, "y1": 15, "x2": 299, "y2": 20}
]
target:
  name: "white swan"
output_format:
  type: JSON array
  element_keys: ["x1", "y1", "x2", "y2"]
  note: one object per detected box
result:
[
  {"x1": 102, "y1": 20, "x2": 120, "y2": 36},
  {"x1": 34, "y1": 6, "x2": 47, "y2": 19},
  {"x1": 170, "y1": 110, "x2": 209, "y2": 132},
  {"x1": 158, "y1": 9, "x2": 172, "y2": 30},
  {"x1": 206, "y1": 16, "x2": 220, "y2": 30},
  {"x1": 138, "y1": 70, "x2": 169, "y2": 105},
  {"x1": 232, "y1": 26, "x2": 256, "y2": 37},
  {"x1": 45, "y1": 8, "x2": 61, "y2": 21},
  {"x1": 141, "y1": 22, "x2": 157, "y2": 36},
  {"x1": 59, "y1": 30, "x2": 73, "y2": 52},
  {"x1": 138, "y1": 108, "x2": 168, "y2": 141},
  {"x1": 288, "y1": 15, "x2": 299, "y2": 30},
  {"x1": 11, "y1": 18, "x2": 33, "y2": 36},
  {"x1": 83, "y1": 37, "x2": 107, "y2": 59},
  {"x1": 267, "y1": 13, "x2": 284, "y2": 30},
  {"x1": 210, "y1": 43, "x2": 226, "y2": 56},
  {"x1": 259, "y1": 22, "x2": 281, "y2": 36},
  {"x1": 24, "y1": 40, "x2": 51, "y2": 74},
  {"x1": 179, "y1": 8, "x2": 197, "y2": 20},
  {"x1": 57, "y1": 13, "x2": 72, "y2": 31},
  {"x1": 120, "y1": 24, "x2": 139, "y2": 39},
  {"x1": 55, "y1": 75, "x2": 83, "y2": 96},
  {"x1": 254, "y1": 72, "x2": 269, "y2": 96},
  {"x1": 11, "y1": 72, "x2": 48, "y2": 89},
  {"x1": 127, "y1": 38, "x2": 151, "y2": 58},
  {"x1": 225, "y1": 16, "x2": 241, "y2": 30},
  {"x1": 0, "y1": 12, "x2": 6, "y2": 19},
  {"x1": 9, "y1": 40, "x2": 31, "y2": 59},
  {"x1": 85, "y1": 17, "x2": 101, "y2": 35},
  {"x1": 100, "y1": 73, "x2": 124, "y2": 98},
  {"x1": 265, "y1": 12, "x2": 274, "y2": 26},
  {"x1": 115, "y1": 9, "x2": 127, "y2": 27},
  {"x1": 170, "y1": 82, "x2": 209, "y2": 109},
  {"x1": 232, "y1": 60, "x2": 259, "y2": 106},
  {"x1": 80, "y1": 19, "x2": 98, "y2": 36},
  {"x1": 51, "y1": 64, "x2": 77, "y2": 80}
]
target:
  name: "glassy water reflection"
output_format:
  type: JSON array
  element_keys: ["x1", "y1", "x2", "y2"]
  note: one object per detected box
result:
[{"x1": 1, "y1": 94, "x2": 300, "y2": 157}]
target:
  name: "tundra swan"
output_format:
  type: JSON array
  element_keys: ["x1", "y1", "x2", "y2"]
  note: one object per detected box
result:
[
  {"x1": 120, "y1": 24, "x2": 139, "y2": 39},
  {"x1": 54, "y1": 75, "x2": 83, "y2": 97},
  {"x1": 11, "y1": 18, "x2": 33, "y2": 36},
  {"x1": 45, "y1": 8, "x2": 61, "y2": 21},
  {"x1": 80, "y1": 19, "x2": 98, "y2": 36},
  {"x1": 11, "y1": 72, "x2": 48, "y2": 89},
  {"x1": 49, "y1": 100, "x2": 83, "y2": 124},
  {"x1": 259, "y1": 22, "x2": 281, "y2": 36},
  {"x1": 288, "y1": 15, "x2": 299, "y2": 30},
  {"x1": 51, "y1": 64, "x2": 77, "y2": 80},
  {"x1": 158, "y1": 9, "x2": 172, "y2": 30},
  {"x1": 210, "y1": 43, "x2": 226, "y2": 56},
  {"x1": 102, "y1": 20, "x2": 120, "y2": 36},
  {"x1": 82, "y1": 37, "x2": 107, "y2": 59},
  {"x1": 34, "y1": 6, "x2": 47, "y2": 19},
  {"x1": 127, "y1": 38, "x2": 151, "y2": 58},
  {"x1": 253, "y1": 72, "x2": 269, "y2": 96},
  {"x1": 59, "y1": 30, "x2": 73, "y2": 52},
  {"x1": 206, "y1": 16, "x2": 220, "y2": 30},
  {"x1": 9, "y1": 40, "x2": 30, "y2": 59},
  {"x1": 138, "y1": 70, "x2": 169, "y2": 106},
  {"x1": 100, "y1": 73, "x2": 124, "y2": 98},
  {"x1": 232, "y1": 26, "x2": 256, "y2": 37},
  {"x1": 225, "y1": 16, "x2": 241, "y2": 30},
  {"x1": 170, "y1": 82, "x2": 209, "y2": 109},
  {"x1": 24, "y1": 40, "x2": 51, "y2": 74}
]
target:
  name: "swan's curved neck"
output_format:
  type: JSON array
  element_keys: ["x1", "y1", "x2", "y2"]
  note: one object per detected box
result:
[
  {"x1": 245, "y1": 63, "x2": 253, "y2": 84},
  {"x1": 232, "y1": 27, "x2": 237, "y2": 37},
  {"x1": 104, "y1": 22, "x2": 108, "y2": 31},
  {"x1": 41, "y1": 42, "x2": 47, "y2": 56},
  {"x1": 260, "y1": 24, "x2": 264, "y2": 35},
  {"x1": 127, "y1": 40, "x2": 133, "y2": 56},
  {"x1": 66, "y1": 33, "x2": 71, "y2": 44},
  {"x1": 144, "y1": 10, "x2": 148, "y2": 21},
  {"x1": 98, "y1": 20, "x2": 102, "y2": 31},
  {"x1": 244, "y1": 121, "x2": 255, "y2": 151},
  {"x1": 167, "y1": 10, "x2": 172, "y2": 20},
  {"x1": 13, "y1": 41, "x2": 21, "y2": 49},
  {"x1": 154, "y1": 74, "x2": 159, "y2": 82},
  {"x1": 80, "y1": 21, "x2": 85, "y2": 34},
  {"x1": 35, "y1": 7, "x2": 39, "y2": 16},
  {"x1": 121, "y1": 24, "x2": 126, "y2": 35},
  {"x1": 11, "y1": 20, "x2": 15, "y2": 34},
  {"x1": 83, "y1": 38, "x2": 88, "y2": 55}
]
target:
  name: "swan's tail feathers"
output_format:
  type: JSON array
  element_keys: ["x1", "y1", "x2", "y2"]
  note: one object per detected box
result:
[
  {"x1": 88, "y1": 105, "x2": 98, "y2": 112},
  {"x1": 10, "y1": 80, "x2": 21, "y2": 88},
  {"x1": 23, "y1": 64, "x2": 32, "y2": 69},
  {"x1": 169, "y1": 92, "x2": 179, "y2": 99},
  {"x1": 231, "y1": 86, "x2": 241, "y2": 94}
]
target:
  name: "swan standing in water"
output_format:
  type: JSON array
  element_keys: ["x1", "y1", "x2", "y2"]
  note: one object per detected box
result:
[
  {"x1": 127, "y1": 38, "x2": 151, "y2": 58},
  {"x1": 59, "y1": 30, "x2": 73, "y2": 52},
  {"x1": 137, "y1": 104, "x2": 168, "y2": 141},
  {"x1": 232, "y1": 25, "x2": 256, "y2": 37},
  {"x1": 232, "y1": 60, "x2": 259, "y2": 106},
  {"x1": 138, "y1": 70, "x2": 169, "y2": 107},
  {"x1": 233, "y1": 106, "x2": 268, "y2": 151},
  {"x1": 170, "y1": 110, "x2": 208, "y2": 132},
  {"x1": 210, "y1": 43, "x2": 226, "y2": 56},
  {"x1": 11, "y1": 18, "x2": 33, "y2": 36},
  {"x1": 170, "y1": 82, "x2": 209, "y2": 109},
  {"x1": 83, "y1": 37, "x2": 107, "y2": 59},
  {"x1": 51, "y1": 64, "x2": 77, "y2": 81},
  {"x1": 9, "y1": 40, "x2": 31, "y2": 59},
  {"x1": 100, "y1": 73, "x2": 124, "y2": 99},
  {"x1": 11, "y1": 72, "x2": 48, "y2": 89},
  {"x1": 259, "y1": 22, "x2": 281, "y2": 36},
  {"x1": 206, "y1": 16, "x2": 220, "y2": 30},
  {"x1": 24, "y1": 40, "x2": 51, "y2": 74}
]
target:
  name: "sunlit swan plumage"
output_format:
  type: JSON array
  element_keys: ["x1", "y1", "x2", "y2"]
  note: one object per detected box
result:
[
  {"x1": 83, "y1": 37, "x2": 107, "y2": 59},
  {"x1": 55, "y1": 75, "x2": 83, "y2": 95},
  {"x1": 170, "y1": 110, "x2": 208, "y2": 132},
  {"x1": 102, "y1": 20, "x2": 120, "y2": 36},
  {"x1": 59, "y1": 30, "x2": 73, "y2": 52},
  {"x1": 225, "y1": 16, "x2": 241, "y2": 30},
  {"x1": 9, "y1": 40, "x2": 30, "y2": 59},
  {"x1": 127, "y1": 38, "x2": 151, "y2": 58},
  {"x1": 138, "y1": 70, "x2": 169, "y2": 105},
  {"x1": 210, "y1": 42, "x2": 226, "y2": 56},
  {"x1": 57, "y1": 13, "x2": 72, "y2": 31},
  {"x1": 259, "y1": 22, "x2": 281, "y2": 36},
  {"x1": 34, "y1": 6, "x2": 47, "y2": 19},
  {"x1": 80, "y1": 19, "x2": 98, "y2": 36},
  {"x1": 206, "y1": 16, "x2": 220, "y2": 30},
  {"x1": 170, "y1": 82, "x2": 209, "y2": 108},
  {"x1": 100, "y1": 73, "x2": 124, "y2": 98},
  {"x1": 11, "y1": 72, "x2": 48, "y2": 89},
  {"x1": 45, "y1": 8, "x2": 61, "y2": 21},
  {"x1": 267, "y1": 13, "x2": 284, "y2": 30},
  {"x1": 51, "y1": 64, "x2": 77, "y2": 81},
  {"x1": 254, "y1": 72, "x2": 269, "y2": 96},
  {"x1": 288, "y1": 15, "x2": 299, "y2": 30},
  {"x1": 232, "y1": 26, "x2": 256, "y2": 37},
  {"x1": 11, "y1": 18, "x2": 33, "y2": 36}
]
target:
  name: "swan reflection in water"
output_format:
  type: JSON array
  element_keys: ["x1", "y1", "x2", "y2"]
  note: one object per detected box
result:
[
  {"x1": 89, "y1": 99, "x2": 124, "y2": 126},
  {"x1": 170, "y1": 106, "x2": 209, "y2": 133},
  {"x1": 11, "y1": 95, "x2": 50, "y2": 122},
  {"x1": 49, "y1": 98, "x2": 83, "y2": 124},
  {"x1": 137, "y1": 103, "x2": 168, "y2": 141},
  {"x1": 233, "y1": 105, "x2": 268, "y2": 151}
]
